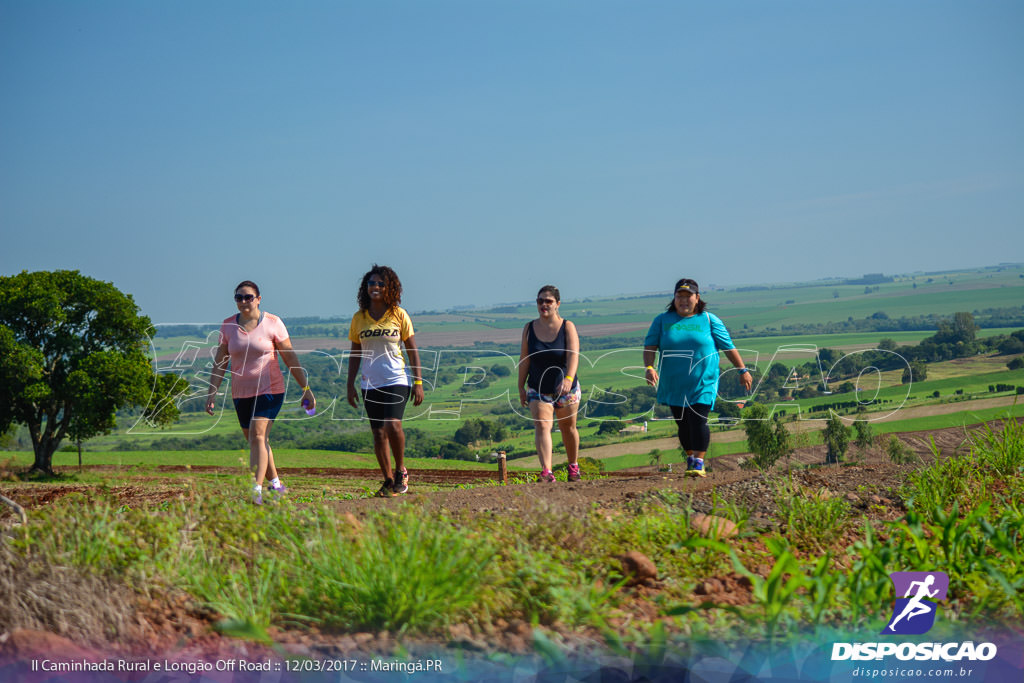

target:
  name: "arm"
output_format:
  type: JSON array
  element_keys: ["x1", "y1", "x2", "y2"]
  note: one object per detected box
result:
[
  {"x1": 643, "y1": 346, "x2": 659, "y2": 387},
  {"x1": 518, "y1": 323, "x2": 531, "y2": 406},
  {"x1": 346, "y1": 342, "x2": 363, "y2": 408},
  {"x1": 403, "y1": 334, "x2": 425, "y2": 406},
  {"x1": 724, "y1": 348, "x2": 753, "y2": 393},
  {"x1": 205, "y1": 341, "x2": 230, "y2": 415},
  {"x1": 275, "y1": 337, "x2": 315, "y2": 412},
  {"x1": 559, "y1": 320, "x2": 580, "y2": 396}
]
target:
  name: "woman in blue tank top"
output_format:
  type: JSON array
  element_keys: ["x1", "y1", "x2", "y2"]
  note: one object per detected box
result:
[{"x1": 517, "y1": 285, "x2": 582, "y2": 483}]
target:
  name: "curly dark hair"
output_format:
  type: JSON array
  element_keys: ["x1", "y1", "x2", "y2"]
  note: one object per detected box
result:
[
  {"x1": 357, "y1": 265, "x2": 403, "y2": 312},
  {"x1": 665, "y1": 277, "x2": 707, "y2": 314}
]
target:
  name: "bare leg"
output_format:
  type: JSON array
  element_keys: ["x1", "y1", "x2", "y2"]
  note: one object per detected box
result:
[
  {"x1": 247, "y1": 419, "x2": 272, "y2": 486},
  {"x1": 554, "y1": 402, "x2": 580, "y2": 466},
  {"x1": 383, "y1": 419, "x2": 406, "y2": 473},
  {"x1": 371, "y1": 426, "x2": 393, "y2": 480},
  {"x1": 530, "y1": 400, "x2": 555, "y2": 472}
]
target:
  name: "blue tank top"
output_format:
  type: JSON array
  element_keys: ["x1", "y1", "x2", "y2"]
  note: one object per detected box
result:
[{"x1": 526, "y1": 320, "x2": 579, "y2": 394}]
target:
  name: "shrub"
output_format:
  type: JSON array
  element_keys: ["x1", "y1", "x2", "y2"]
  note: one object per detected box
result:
[
  {"x1": 742, "y1": 404, "x2": 792, "y2": 470},
  {"x1": 823, "y1": 415, "x2": 850, "y2": 464},
  {"x1": 885, "y1": 435, "x2": 916, "y2": 464}
]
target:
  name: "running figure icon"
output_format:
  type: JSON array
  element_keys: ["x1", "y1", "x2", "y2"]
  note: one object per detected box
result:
[{"x1": 887, "y1": 574, "x2": 939, "y2": 632}]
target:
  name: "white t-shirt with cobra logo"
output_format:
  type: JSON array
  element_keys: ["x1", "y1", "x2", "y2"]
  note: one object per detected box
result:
[{"x1": 347, "y1": 307, "x2": 414, "y2": 390}]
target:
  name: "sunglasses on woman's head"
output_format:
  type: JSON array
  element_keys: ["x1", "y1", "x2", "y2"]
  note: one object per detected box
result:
[
  {"x1": 537, "y1": 298, "x2": 556, "y2": 305},
  {"x1": 234, "y1": 293, "x2": 256, "y2": 303}
]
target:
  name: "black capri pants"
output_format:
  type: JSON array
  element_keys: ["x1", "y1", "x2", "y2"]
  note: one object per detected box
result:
[{"x1": 669, "y1": 403, "x2": 712, "y2": 453}]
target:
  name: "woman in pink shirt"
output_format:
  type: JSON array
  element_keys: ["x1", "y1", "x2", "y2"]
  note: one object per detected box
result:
[{"x1": 205, "y1": 281, "x2": 315, "y2": 504}]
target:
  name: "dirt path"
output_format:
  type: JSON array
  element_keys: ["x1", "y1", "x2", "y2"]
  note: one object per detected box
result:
[{"x1": 552, "y1": 395, "x2": 1019, "y2": 465}]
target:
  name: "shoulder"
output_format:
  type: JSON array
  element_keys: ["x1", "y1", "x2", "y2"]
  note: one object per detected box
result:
[{"x1": 652, "y1": 311, "x2": 675, "y2": 325}]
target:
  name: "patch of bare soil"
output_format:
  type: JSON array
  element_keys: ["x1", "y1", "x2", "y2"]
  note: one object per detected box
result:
[{"x1": 0, "y1": 421, "x2": 1010, "y2": 670}]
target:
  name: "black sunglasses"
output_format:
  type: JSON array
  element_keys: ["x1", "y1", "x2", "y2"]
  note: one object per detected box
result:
[
  {"x1": 536, "y1": 297, "x2": 557, "y2": 305},
  {"x1": 234, "y1": 293, "x2": 256, "y2": 303}
]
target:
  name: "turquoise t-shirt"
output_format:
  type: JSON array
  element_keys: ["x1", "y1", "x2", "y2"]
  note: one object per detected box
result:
[{"x1": 643, "y1": 311, "x2": 736, "y2": 409}]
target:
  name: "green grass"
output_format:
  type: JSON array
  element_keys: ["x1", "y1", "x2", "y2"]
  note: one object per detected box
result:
[{"x1": 4, "y1": 414, "x2": 1022, "y2": 654}]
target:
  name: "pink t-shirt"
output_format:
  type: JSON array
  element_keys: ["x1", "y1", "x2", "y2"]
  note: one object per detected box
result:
[{"x1": 219, "y1": 313, "x2": 290, "y2": 399}]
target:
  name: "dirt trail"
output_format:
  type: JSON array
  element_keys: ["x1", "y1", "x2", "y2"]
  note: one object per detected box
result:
[{"x1": 558, "y1": 395, "x2": 1018, "y2": 464}]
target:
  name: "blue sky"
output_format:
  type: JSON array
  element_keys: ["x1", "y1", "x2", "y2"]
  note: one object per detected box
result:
[{"x1": 2, "y1": 1, "x2": 1022, "y2": 323}]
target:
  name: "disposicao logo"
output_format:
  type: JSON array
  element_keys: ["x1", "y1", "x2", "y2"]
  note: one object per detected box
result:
[
  {"x1": 883, "y1": 571, "x2": 948, "y2": 635},
  {"x1": 831, "y1": 570, "x2": 998, "y2": 662}
]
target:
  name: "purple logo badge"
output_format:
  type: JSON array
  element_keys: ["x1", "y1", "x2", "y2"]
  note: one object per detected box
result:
[{"x1": 883, "y1": 572, "x2": 949, "y2": 635}]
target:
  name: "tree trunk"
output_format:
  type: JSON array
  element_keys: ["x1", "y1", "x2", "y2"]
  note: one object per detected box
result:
[
  {"x1": 31, "y1": 444, "x2": 58, "y2": 476},
  {"x1": 29, "y1": 429, "x2": 59, "y2": 476}
]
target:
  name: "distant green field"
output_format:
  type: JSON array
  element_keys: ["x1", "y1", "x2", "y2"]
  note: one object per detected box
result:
[{"x1": 17, "y1": 264, "x2": 1021, "y2": 463}]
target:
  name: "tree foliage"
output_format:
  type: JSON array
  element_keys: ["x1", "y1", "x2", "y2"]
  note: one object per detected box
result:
[
  {"x1": 0, "y1": 270, "x2": 187, "y2": 474},
  {"x1": 823, "y1": 415, "x2": 851, "y2": 464},
  {"x1": 742, "y1": 403, "x2": 792, "y2": 470}
]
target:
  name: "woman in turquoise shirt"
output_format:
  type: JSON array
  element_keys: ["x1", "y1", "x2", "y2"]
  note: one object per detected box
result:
[{"x1": 643, "y1": 278, "x2": 753, "y2": 476}]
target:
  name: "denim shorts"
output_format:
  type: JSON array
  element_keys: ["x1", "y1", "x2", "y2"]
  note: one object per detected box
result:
[
  {"x1": 526, "y1": 382, "x2": 581, "y2": 409},
  {"x1": 233, "y1": 393, "x2": 285, "y2": 429}
]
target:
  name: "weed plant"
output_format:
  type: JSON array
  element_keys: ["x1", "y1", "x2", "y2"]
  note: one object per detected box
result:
[{"x1": 771, "y1": 479, "x2": 851, "y2": 551}]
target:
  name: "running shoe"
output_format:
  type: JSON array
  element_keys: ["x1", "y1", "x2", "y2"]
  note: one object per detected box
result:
[
  {"x1": 685, "y1": 460, "x2": 707, "y2": 478},
  {"x1": 538, "y1": 470, "x2": 556, "y2": 483},
  {"x1": 393, "y1": 468, "x2": 409, "y2": 494},
  {"x1": 376, "y1": 478, "x2": 396, "y2": 497},
  {"x1": 567, "y1": 463, "x2": 582, "y2": 482}
]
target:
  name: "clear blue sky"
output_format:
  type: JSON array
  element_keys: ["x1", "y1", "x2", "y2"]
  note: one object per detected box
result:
[{"x1": 2, "y1": 1, "x2": 1022, "y2": 324}]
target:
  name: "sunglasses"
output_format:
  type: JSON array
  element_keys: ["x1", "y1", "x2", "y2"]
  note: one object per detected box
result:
[
  {"x1": 536, "y1": 298, "x2": 557, "y2": 305},
  {"x1": 367, "y1": 279, "x2": 386, "y2": 287},
  {"x1": 234, "y1": 293, "x2": 256, "y2": 303}
]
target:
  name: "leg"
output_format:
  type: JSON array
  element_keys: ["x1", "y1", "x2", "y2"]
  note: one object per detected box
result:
[
  {"x1": 383, "y1": 419, "x2": 406, "y2": 473},
  {"x1": 530, "y1": 400, "x2": 555, "y2": 473},
  {"x1": 681, "y1": 404, "x2": 711, "y2": 475},
  {"x1": 371, "y1": 424, "x2": 393, "y2": 481},
  {"x1": 384, "y1": 419, "x2": 410, "y2": 493},
  {"x1": 265, "y1": 427, "x2": 279, "y2": 482},
  {"x1": 554, "y1": 401, "x2": 580, "y2": 466},
  {"x1": 248, "y1": 418, "x2": 272, "y2": 486}
]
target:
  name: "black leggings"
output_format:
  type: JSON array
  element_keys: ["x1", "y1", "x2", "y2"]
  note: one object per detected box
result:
[{"x1": 669, "y1": 403, "x2": 711, "y2": 453}]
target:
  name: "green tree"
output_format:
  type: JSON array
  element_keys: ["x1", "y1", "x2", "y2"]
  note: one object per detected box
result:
[
  {"x1": 823, "y1": 415, "x2": 851, "y2": 464},
  {"x1": 852, "y1": 417, "x2": 874, "y2": 454},
  {"x1": 902, "y1": 360, "x2": 927, "y2": 384},
  {"x1": 0, "y1": 271, "x2": 187, "y2": 474},
  {"x1": 596, "y1": 420, "x2": 626, "y2": 436},
  {"x1": 742, "y1": 403, "x2": 792, "y2": 470}
]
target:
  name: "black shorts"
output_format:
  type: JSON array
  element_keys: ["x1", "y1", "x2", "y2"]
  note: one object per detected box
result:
[
  {"x1": 362, "y1": 385, "x2": 411, "y2": 428},
  {"x1": 233, "y1": 393, "x2": 285, "y2": 429}
]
